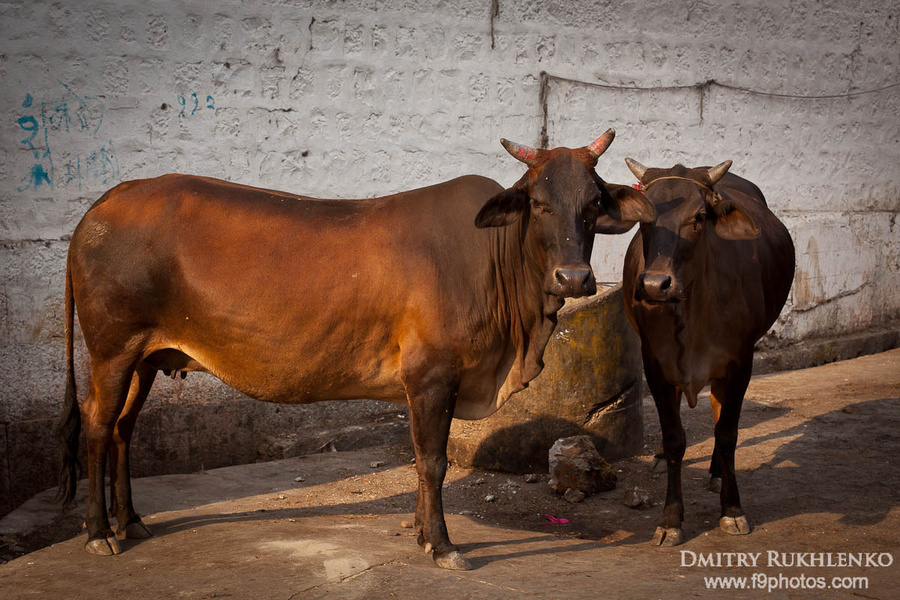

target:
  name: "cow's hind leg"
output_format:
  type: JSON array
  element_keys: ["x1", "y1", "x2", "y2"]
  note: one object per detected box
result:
[
  {"x1": 83, "y1": 357, "x2": 137, "y2": 555},
  {"x1": 711, "y1": 360, "x2": 752, "y2": 536},
  {"x1": 645, "y1": 358, "x2": 686, "y2": 547},
  {"x1": 402, "y1": 363, "x2": 470, "y2": 570},
  {"x1": 108, "y1": 363, "x2": 156, "y2": 540}
]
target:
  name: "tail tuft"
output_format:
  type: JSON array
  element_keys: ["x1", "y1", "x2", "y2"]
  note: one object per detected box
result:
[{"x1": 55, "y1": 259, "x2": 81, "y2": 506}]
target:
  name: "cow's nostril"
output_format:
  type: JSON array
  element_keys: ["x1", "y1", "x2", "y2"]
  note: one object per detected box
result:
[
  {"x1": 553, "y1": 267, "x2": 595, "y2": 297},
  {"x1": 639, "y1": 272, "x2": 675, "y2": 302}
]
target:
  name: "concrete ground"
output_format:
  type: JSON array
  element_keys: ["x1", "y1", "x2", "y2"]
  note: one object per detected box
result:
[{"x1": 1, "y1": 349, "x2": 899, "y2": 599}]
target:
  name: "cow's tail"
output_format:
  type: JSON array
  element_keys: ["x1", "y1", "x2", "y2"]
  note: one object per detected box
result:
[{"x1": 55, "y1": 256, "x2": 81, "y2": 505}]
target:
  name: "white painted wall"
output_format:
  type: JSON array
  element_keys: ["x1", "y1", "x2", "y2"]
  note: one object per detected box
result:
[{"x1": 0, "y1": 0, "x2": 897, "y2": 510}]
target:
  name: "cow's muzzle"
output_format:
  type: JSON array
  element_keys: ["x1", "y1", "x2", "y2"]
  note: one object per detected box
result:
[
  {"x1": 636, "y1": 271, "x2": 679, "y2": 304},
  {"x1": 550, "y1": 266, "x2": 597, "y2": 298}
]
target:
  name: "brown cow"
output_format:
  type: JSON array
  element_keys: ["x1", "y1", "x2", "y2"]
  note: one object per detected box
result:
[
  {"x1": 621, "y1": 159, "x2": 794, "y2": 546},
  {"x1": 57, "y1": 131, "x2": 656, "y2": 569}
]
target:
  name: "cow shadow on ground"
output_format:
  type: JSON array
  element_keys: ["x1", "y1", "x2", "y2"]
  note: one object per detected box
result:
[
  {"x1": 655, "y1": 395, "x2": 900, "y2": 541},
  {"x1": 732, "y1": 396, "x2": 900, "y2": 528},
  {"x1": 49, "y1": 394, "x2": 900, "y2": 567}
]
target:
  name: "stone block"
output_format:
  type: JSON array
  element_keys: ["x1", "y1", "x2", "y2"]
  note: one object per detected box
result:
[{"x1": 447, "y1": 284, "x2": 643, "y2": 473}]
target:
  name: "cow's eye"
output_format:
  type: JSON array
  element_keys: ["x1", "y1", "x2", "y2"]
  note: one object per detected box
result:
[
  {"x1": 531, "y1": 198, "x2": 550, "y2": 214},
  {"x1": 692, "y1": 210, "x2": 707, "y2": 230}
]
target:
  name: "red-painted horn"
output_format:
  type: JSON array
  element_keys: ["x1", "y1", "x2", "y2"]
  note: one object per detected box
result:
[
  {"x1": 587, "y1": 128, "x2": 616, "y2": 159},
  {"x1": 500, "y1": 138, "x2": 541, "y2": 166}
]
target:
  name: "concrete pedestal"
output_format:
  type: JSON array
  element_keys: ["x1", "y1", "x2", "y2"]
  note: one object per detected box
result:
[{"x1": 447, "y1": 285, "x2": 642, "y2": 473}]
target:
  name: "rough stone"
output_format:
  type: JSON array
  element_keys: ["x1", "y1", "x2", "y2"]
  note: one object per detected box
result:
[
  {"x1": 547, "y1": 435, "x2": 617, "y2": 496},
  {"x1": 623, "y1": 488, "x2": 651, "y2": 509},
  {"x1": 448, "y1": 286, "x2": 644, "y2": 474},
  {"x1": 563, "y1": 488, "x2": 586, "y2": 503}
]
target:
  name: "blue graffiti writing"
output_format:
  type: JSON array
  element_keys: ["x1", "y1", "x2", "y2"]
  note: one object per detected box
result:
[
  {"x1": 17, "y1": 101, "x2": 53, "y2": 192},
  {"x1": 61, "y1": 141, "x2": 119, "y2": 191},
  {"x1": 56, "y1": 81, "x2": 105, "y2": 135},
  {"x1": 177, "y1": 92, "x2": 215, "y2": 117},
  {"x1": 17, "y1": 83, "x2": 115, "y2": 193},
  {"x1": 25, "y1": 164, "x2": 53, "y2": 189}
]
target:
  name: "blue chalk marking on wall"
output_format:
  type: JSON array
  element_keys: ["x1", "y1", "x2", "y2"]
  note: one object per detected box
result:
[
  {"x1": 17, "y1": 83, "x2": 117, "y2": 192},
  {"x1": 17, "y1": 98, "x2": 54, "y2": 192},
  {"x1": 26, "y1": 164, "x2": 52, "y2": 189},
  {"x1": 177, "y1": 92, "x2": 215, "y2": 117}
]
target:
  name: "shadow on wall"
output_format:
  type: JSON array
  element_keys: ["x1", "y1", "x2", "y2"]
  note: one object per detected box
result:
[{"x1": 0, "y1": 388, "x2": 410, "y2": 518}]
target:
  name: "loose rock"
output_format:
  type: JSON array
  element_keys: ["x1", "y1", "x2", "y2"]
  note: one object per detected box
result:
[
  {"x1": 548, "y1": 435, "x2": 617, "y2": 496},
  {"x1": 370, "y1": 461, "x2": 385, "y2": 468},
  {"x1": 623, "y1": 487, "x2": 651, "y2": 509},
  {"x1": 484, "y1": 494, "x2": 497, "y2": 503},
  {"x1": 564, "y1": 488, "x2": 586, "y2": 503},
  {"x1": 524, "y1": 473, "x2": 540, "y2": 484},
  {"x1": 399, "y1": 521, "x2": 413, "y2": 529}
]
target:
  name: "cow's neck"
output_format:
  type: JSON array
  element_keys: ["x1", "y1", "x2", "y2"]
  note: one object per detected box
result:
[
  {"x1": 489, "y1": 218, "x2": 563, "y2": 404},
  {"x1": 671, "y1": 239, "x2": 717, "y2": 407}
]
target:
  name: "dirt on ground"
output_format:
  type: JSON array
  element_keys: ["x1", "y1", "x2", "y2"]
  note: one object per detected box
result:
[{"x1": 4, "y1": 349, "x2": 899, "y2": 567}]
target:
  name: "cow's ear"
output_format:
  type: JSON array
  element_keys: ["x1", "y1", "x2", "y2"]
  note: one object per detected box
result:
[
  {"x1": 595, "y1": 183, "x2": 656, "y2": 234},
  {"x1": 712, "y1": 201, "x2": 760, "y2": 240},
  {"x1": 475, "y1": 186, "x2": 528, "y2": 228}
]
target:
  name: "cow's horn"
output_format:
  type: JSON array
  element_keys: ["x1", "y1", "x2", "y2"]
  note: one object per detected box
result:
[
  {"x1": 625, "y1": 157, "x2": 648, "y2": 181},
  {"x1": 587, "y1": 128, "x2": 616, "y2": 159},
  {"x1": 500, "y1": 139, "x2": 541, "y2": 166},
  {"x1": 708, "y1": 160, "x2": 733, "y2": 185}
]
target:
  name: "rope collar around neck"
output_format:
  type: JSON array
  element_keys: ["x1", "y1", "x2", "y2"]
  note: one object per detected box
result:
[{"x1": 633, "y1": 176, "x2": 723, "y2": 205}]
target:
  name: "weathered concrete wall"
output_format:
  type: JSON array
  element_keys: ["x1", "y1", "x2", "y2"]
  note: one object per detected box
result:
[{"x1": 1, "y1": 0, "x2": 898, "y2": 514}]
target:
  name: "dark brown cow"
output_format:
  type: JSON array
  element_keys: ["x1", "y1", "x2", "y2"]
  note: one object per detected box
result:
[
  {"x1": 621, "y1": 159, "x2": 794, "y2": 546},
  {"x1": 57, "y1": 131, "x2": 655, "y2": 569}
]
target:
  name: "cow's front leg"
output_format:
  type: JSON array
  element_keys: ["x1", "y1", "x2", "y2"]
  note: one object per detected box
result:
[
  {"x1": 645, "y1": 357, "x2": 686, "y2": 547},
  {"x1": 707, "y1": 391, "x2": 724, "y2": 493},
  {"x1": 711, "y1": 361, "x2": 752, "y2": 536},
  {"x1": 403, "y1": 363, "x2": 470, "y2": 570}
]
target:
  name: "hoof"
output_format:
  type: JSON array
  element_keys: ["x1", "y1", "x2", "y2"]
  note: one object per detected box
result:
[
  {"x1": 720, "y1": 515, "x2": 751, "y2": 535},
  {"x1": 434, "y1": 550, "x2": 472, "y2": 570},
  {"x1": 650, "y1": 457, "x2": 667, "y2": 473},
  {"x1": 707, "y1": 477, "x2": 722, "y2": 493},
  {"x1": 423, "y1": 542, "x2": 433, "y2": 554},
  {"x1": 85, "y1": 534, "x2": 121, "y2": 556},
  {"x1": 651, "y1": 526, "x2": 684, "y2": 547},
  {"x1": 119, "y1": 520, "x2": 152, "y2": 540}
]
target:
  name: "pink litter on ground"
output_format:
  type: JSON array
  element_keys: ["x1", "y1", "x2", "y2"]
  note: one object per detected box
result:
[{"x1": 540, "y1": 514, "x2": 569, "y2": 525}]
